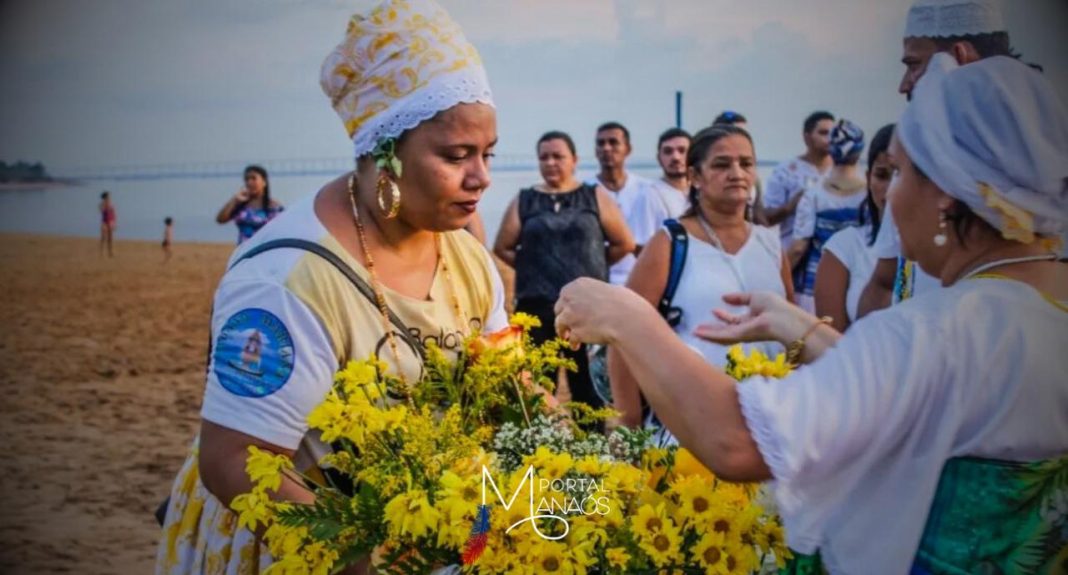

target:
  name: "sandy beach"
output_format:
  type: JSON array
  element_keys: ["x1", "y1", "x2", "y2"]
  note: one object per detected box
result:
[
  {"x1": 0, "y1": 235, "x2": 231, "y2": 573},
  {"x1": 0, "y1": 233, "x2": 515, "y2": 573}
]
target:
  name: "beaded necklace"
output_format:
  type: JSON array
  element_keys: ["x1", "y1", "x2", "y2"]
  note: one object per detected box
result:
[{"x1": 346, "y1": 174, "x2": 469, "y2": 400}]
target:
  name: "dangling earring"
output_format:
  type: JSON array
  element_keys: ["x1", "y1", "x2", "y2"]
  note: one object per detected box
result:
[
  {"x1": 377, "y1": 171, "x2": 401, "y2": 219},
  {"x1": 371, "y1": 138, "x2": 403, "y2": 219},
  {"x1": 933, "y1": 211, "x2": 948, "y2": 247}
]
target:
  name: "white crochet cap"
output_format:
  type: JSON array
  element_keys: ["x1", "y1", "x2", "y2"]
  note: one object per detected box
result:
[{"x1": 904, "y1": 0, "x2": 1006, "y2": 38}]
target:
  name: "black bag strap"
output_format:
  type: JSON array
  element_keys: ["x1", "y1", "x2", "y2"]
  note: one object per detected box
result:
[
  {"x1": 228, "y1": 238, "x2": 425, "y2": 359},
  {"x1": 657, "y1": 219, "x2": 689, "y2": 328},
  {"x1": 645, "y1": 219, "x2": 689, "y2": 432}
]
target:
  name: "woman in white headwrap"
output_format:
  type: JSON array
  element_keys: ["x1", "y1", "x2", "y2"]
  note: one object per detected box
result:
[
  {"x1": 155, "y1": 1, "x2": 508, "y2": 573},
  {"x1": 553, "y1": 54, "x2": 1068, "y2": 573}
]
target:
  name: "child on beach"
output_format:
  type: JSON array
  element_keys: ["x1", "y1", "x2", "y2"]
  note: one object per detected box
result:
[{"x1": 162, "y1": 217, "x2": 173, "y2": 263}]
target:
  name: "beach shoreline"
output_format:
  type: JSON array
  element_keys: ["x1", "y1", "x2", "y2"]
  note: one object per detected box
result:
[{"x1": 0, "y1": 180, "x2": 79, "y2": 191}]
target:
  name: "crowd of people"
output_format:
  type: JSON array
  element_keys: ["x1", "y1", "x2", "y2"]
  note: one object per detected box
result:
[
  {"x1": 488, "y1": 111, "x2": 895, "y2": 417},
  {"x1": 154, "y1": 0, "x2": 1067, "y2": 573}
]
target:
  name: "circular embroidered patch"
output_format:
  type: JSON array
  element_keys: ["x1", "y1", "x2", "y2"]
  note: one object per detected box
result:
[{"x1": 213, "y1": 308, "x2": 295, "y2": 398}]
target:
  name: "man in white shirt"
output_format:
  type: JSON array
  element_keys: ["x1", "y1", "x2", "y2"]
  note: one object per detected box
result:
[
  {"x1": 592, "y1": 122, "x2": 652, "y2": 285},
  {"x1": 857, "y1": 0, "x2": 1018, "y2": 317},
  {"x1": 627, "y1": 128, "x2": 691, "y2": 254},
  {"x1": 763, "y1": 111, "x2": 835, "y2": 255}
]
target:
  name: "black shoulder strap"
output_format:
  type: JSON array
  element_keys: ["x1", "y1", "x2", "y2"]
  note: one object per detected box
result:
[
  {"x1": 657, "y1": 219, "x2": 688, "y2": 327},
  {"x1": 229, "y1": 238, "x2": 424, "y2": 358}
]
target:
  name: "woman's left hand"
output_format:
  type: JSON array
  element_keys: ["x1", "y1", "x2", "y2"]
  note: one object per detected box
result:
[{"x1": 554, "y1": 278, "x2": 650, "y2": 348}]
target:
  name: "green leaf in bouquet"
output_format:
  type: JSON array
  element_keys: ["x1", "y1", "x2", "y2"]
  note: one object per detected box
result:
[
  {"x1": 274, "y1": 500, "x2": 329, "y2": 529},
  {"x1": 353, "y1": 482, "x2": 386, "y2": 534},
  {"x1": 310, "y1": 517, "x2": 344, "y2": 541},
  {"x1": 375, "y1": 544, "x2": 435, "y2": 575}
]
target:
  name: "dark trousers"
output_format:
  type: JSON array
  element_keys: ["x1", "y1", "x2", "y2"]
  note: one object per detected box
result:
[{"x1": 514, "y1": 297, "x2": 603, "y2": 410}]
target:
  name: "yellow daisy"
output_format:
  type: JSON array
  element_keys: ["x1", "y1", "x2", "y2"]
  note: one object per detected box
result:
[
  {"x1": 669, "y1": 474, "x2": 715, "y2": 529},
  {"x1": 637, "y1": 521, "x2": 682, "y2": 568},
  {"x1": 706, "y1": 501, "x2": 738, "y2": 541},
  {"x1": 525, "y1": 445, "x2": 574, "y2": 481},
  {"x1": 605, "y1": 546, "x2": 630, "y2": 570},
  {"x1": 632, "y1": 503, "x2": 670, "y2": 541},
  {"x1": 692, "y1": 531, "x2": 731, "y2": 574},
  {"x1": 383, "y1": 489, "x2": 441, "y2": 540}
]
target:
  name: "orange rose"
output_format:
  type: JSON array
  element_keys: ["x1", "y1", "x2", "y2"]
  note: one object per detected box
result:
[{"x1": 467, "y1": 325, "x2": 524, "y2": 361}]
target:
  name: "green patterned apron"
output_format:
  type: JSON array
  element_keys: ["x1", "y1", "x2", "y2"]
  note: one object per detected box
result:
[{"x1": 783, "y1": 456, "x2": 1068, "y2": 574}]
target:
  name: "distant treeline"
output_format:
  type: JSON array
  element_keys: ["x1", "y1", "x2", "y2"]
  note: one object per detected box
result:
[{"x1": 0, "y1": 160, "x2": 51, "y2": 182}]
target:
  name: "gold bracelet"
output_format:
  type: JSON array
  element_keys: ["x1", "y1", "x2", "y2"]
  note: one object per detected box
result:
[{"x1": 785, "y1": 316, "x2": 832, "y2": 366}]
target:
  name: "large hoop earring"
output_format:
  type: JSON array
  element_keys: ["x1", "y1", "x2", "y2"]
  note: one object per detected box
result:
[{"x1": 377, "y1": 171, "x2": 401, "y2": 219}]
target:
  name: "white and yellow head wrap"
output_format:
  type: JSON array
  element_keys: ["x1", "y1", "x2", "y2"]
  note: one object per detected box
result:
[
  {"x1": 898, "y1": 53, "x2": 1068, "y2": 247},
  {"x1": 320, "y1": 0, "x2": 494, "y2": 159}
]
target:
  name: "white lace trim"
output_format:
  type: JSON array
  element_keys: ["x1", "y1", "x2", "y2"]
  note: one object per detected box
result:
[
  {"x1": 352, "y1": 67, "x2": 494, "y2": 158},
  {"x1": 904, "y1": 0, "x2": 1004, "y2": 38}
]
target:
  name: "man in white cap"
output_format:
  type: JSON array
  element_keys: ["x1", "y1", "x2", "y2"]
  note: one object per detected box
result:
[
  {"x1": 897, "y1": 0, "x2": 1015, "y2": 99},
  {"x1": 857, "y1": 0, "x2": 1021, "y2": 317}
]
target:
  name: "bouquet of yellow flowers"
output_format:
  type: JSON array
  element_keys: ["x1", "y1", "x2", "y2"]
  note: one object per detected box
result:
[{"x1": 232, "y1": 315, "x2": 791, "y2": 574}]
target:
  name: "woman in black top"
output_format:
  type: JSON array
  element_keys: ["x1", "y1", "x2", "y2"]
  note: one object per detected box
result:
[{"x1": 494, "y1": 131, "x2": 634, "y2": 409}]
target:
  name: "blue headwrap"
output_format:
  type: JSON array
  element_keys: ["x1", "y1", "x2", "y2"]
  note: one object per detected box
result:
[{"x1": 829, "y1": 119, "x2": 865, "y2": 165}]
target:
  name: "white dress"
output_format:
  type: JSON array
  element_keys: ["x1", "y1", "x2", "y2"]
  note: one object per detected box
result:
[
  {"x1": 737, "y1": 277, "x2": 1068, "y2": 574},
  {"x1": 650, "y1": 224, "x2": 788, "y2": 445},
  {"x1": 821, "y1": 225, "x2": 877, "y2": 323}
]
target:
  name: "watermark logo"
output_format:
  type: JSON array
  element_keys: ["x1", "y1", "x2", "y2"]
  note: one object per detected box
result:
[
  {"x1": 463, "y1": 465, "x2": 613, "y2": 564},
  {"x1": 481, "y1": 465, "x2": 611, "y2": 540}
]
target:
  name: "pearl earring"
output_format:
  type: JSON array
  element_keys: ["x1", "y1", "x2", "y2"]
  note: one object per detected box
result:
[{"x1": 933, "y1": 211, "x2": 948, "y2": 247}]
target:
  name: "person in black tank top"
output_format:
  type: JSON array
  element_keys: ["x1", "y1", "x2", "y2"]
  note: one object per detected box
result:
[{"x1": 494, "y1": 131, "x2": 634, "y2": 414}]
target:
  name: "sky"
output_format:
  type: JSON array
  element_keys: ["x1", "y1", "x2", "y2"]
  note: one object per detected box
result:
[{"x1": 1, "y1": 0, "x2": 1066, "y2": 173}]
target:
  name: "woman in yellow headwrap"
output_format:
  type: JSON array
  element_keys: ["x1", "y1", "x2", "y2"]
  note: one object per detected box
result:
[{"x1": 156, "y1": 1, "x2": 507, "y2": 572}]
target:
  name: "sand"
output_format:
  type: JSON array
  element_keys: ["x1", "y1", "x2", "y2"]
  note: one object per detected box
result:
[
  {"x1": 0, "y1": 233, "x2": 516, "y2": 574},
  {"x1": 0, "y1": 235, "x2": 231, "y2": 573}
]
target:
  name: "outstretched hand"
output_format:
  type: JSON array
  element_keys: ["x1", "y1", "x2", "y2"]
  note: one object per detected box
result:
[{"x1": 694, "y1": 292, "x2": 812, "y2": 346}]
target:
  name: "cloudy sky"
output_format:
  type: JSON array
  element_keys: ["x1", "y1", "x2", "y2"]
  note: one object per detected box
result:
[{"x1": 2, "y1": 0, "x2": 1066, "y2": 172}]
